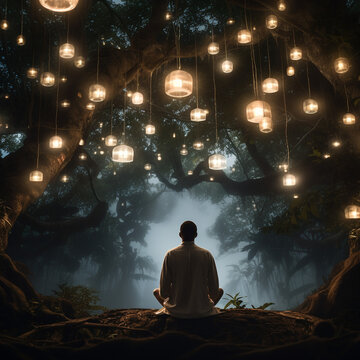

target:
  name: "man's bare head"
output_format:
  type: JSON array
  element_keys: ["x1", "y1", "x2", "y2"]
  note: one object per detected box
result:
[{"x1": 179, "y1": 221, "x2": 197, "y2": 241}]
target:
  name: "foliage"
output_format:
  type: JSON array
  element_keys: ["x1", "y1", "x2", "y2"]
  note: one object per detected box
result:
[{"x1": 223, "y1": 292, "x2": 274, "y2": 310}]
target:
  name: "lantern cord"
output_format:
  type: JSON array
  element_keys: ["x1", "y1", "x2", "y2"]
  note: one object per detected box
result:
[
  {"x1": 244, "y1": 0, "x2": 248, "y2": 29},
  {"x1": 110, "y1": 99, "x2": 113, "y2": 135},
  {"x1": 306, "y1": 61, "x2": 311, "y2": 97},
  {"x1": 344, "y1": 83, "x2": 350, "y2": 112},
  {"x1": 212, "y1": 56, "x2": 218, "y2": 144},
  {"x1": 281, "y1": 49, "x2": 290, "y2": 167},
  {"x1": 257, "y1": 42, "x2": 263, "y2": 86},
  {"x1": 123, "y1": 82, "x2": 127, "y2": 139},
  {"x1": 20, "y1": 0, "x2": 24, "y2": 35},
  {"x1": 223, "y1": 25, "x2": 228, "y2": 60},
  {"x1": 250, "y1": 33, "x2": 258, "y2": 97},
  {"x1": 96, "y1": 41, "x2": 100, "y2": 83},
  {"x1": 66, "y1": 14, "x2": 70, "y2": 42},
  {"x1": 266, "y1": 37, "x2": 271, "y2": 77},
  {"x1": 292, "y1": 27, "x2": 296, "y2": 47},
  {"x1": 36, "y1": 89, "x2": 42, "y2": 169},
  {"x1": 149, "y1": 70, "x2": 153, "y2": 123},
  {"x1": 48, "y1": 35, "x2": 51, "y2": 71},
  {"x1": 136, "y1": 69, "x2": 139, "y2": 91},
  {"x1": 195, "y1": 37, "x2": 199, "y2": 108},
  {"x1": 55, "y1": 54, "x2": 60, "y2": 135}
]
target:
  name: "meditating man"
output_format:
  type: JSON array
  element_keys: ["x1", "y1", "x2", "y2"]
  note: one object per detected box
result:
[{"x1": 153, "y1": 221, "x2": 223, "y2": 318}]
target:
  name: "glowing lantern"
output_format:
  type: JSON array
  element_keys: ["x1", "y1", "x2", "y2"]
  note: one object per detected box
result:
[
  {"x1": 86, "y1": 103, "x2": 95, "y2": 110},
  {"x1": 278, "y1": 163, "x2": 289, "y2": 172},
  {"x1": 105, "y1": 135, "x2": 117, "y2": 146},
  {"x1": 74, "y1": 56, "x2": 85, "y2": 68},
  {"x1": 332, "y1": 140, "x2": 341, "y2": 147},
  {"x1": 89, "y1": 84, "x2": 106, "y2": 102},
  {"x1": 259, "y1": 117, "x2": 273, "y2": 133},
  {"x1": 59, "y1": 43, "x2": 75, "y2": 59},
  {"x1": 266, "y1": 15, "x2": 278, "y2": 29},
  {"x1": 208, "y1": 42, "x2": 219, "y2": 55},
  {"x1": 278, "y1": 0, "x2": 286, "y2": 11},
  {"x1": 187, "y1": 170, "x2": 193, "y2": 175},
  {"x1": 60, "y1": 174, "x2": 69, "y2": 183},
  {"x1": 323, "y1": 153, "x2": 331, "y2": 159},
  {"x1": 343, "y1": 113, "x2": 356, "y2": 125},
  {"x1": 286, "y1": 66, "x2": 295, "y2": 76},
  {"x1": 283, "y1": 173, "x2": 296, "y2": 186},
  {"x1": 127, "y1": 90, "x2": 133, "y2": 98},
  {"x1": 222, "y1": 60, "x2": 233, "y2": 73},
  {"x1": 157, "y1": 153, "x2": 162, "y2": 161},
  {"x1": 27, "y1": 67, "x2": 38, "y2": 79},
  {"x1": 344, "y1": 205, "x2": 360, "y2": 219},
  {"x1": 49, "y1": 135, "x2": 63, "y2": 149},
  {"x1": 226, "y1": 18, "x2": 235, "y2": 25},
  {"x1": 29, "y1": 170, "x2": 43, "y2": 182},
  {"x1": 145, "y1": 124, "x2": 155, "y2": 135},
  {"x1": 246, "y1": 100, "x2": 272, "y2": 123},
  {"x1": 39, "y1": 0, "x2": 79, "y2": 12},
  {"x1": 262, "y1": 78, "x2": 279, "y2": 93},
  {"x1": 180, "y1": 145, "x2": 188, "y2": 156},
  {"x1": 290, "y1": 47, "x2": 302, "y2": 60},
  {"x1": 303, "y1": 98, "x2": 318, "y2": 114},
  {"x1": 60, "y1": 75, "x2": 67, "y2": 82},
  {"x1": 165, "y1": 11, "x2": 172, "y2": 20},
  {"x1": 209, "y1": 154, "x2": 227, "y2": 170},
  {"x1": 193, "y1": 140, "x2": 204, "y2": 150},
  {"x1": 1, "y1": 19, "x2": 9, "y2": 30},
  {"x1": 165, "y1": 70, "x2": 193, "y2": 98},
  {"x1": 60, "y1": 99, "x2": 70, "y2": 108},
  {"x1": 40, "y1": 72, "x2": 55, "y2": 87},
  {"x1": 209, "y1": 176, "x2": 214, "y2": 181},
  {"x1": 79, "y1": 139, "x2": 85, "y2": 146},
  {"x1": 293, "y1": 194, "x2": 299, "y2": 199},
  {"x1": 16, "y1": 35, "x2": 25, "y2": 46},
  {"x1": 79, "y1": 152, "x2": 87, "y2": 160},
  {"x1": 144, "y1": 163, "x2": 151, "y2": 171},
  {"x1": 237, "y1": 29, "x2": 252, "y2": 44},
  {"x1": 131, "y1": 91, "x2": 143, "y2": 105},
  {"x1": 190, "y1": 108, "x2": 208, "y2": 122},
  {"x1": 334, "y1": 57, "x2": 349, "y2": 74},
  {"x1": 112, "y1": 144, "x2": 134, "y2": 163}
]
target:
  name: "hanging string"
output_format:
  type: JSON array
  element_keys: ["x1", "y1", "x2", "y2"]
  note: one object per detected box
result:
[
  {"x1": 266, "y1": 37, "x2": 271, "y2": 77},
  {"x1": 244, "y1": 0, "x2": 248, "y2": 29},
  {"x1": 223, "y1": 25, "x2": 228, "y2": 60},
  {"x1": 136, "y1": 69, "x2": 139, "y2": 91},
  {"x1": 36, "y1": 89, "x2": 42, "y2": 169},
  {"x1": 306, "y1": 61, "x2": 311, "y2": 97},
  {"x1": 195, "y1": 37, "x2": 199, "y2": 108},
  {"x1": 96, "y1": 41, "x2": 100, "y2": 83},
  {"x1": 257, "y1": 42, "x2": 263, "y2": 85},
  {"x1": 292, "y1": 27, "x2": 296, "y2": 47},
  {"x1": 55, "y1": 53, "x2": 60, "y2": 135},
  {"x1": 149, "y1": 71, "x2": 153, "y2": 123},
  {"x1": 212, "y1": 56, "x2": 218, "y2": 144},
  {"x1": 48, "y1": 35, "x2": 51, "y2": 71},
  {"x1": 344, "y1": 83, "x2": 350, "y2": 112},
  {"x1": 178, "y1": 24, "x2": 181, "y2": 69},
  {"x1": 110, "y1": 100, "x2": 113, "y2": 135},
  {"x1": 281, "y1": 48, "x2": 290, "y2": 167},
  {"x1": 123, "y1": 81, "x2": 127, "y2": 139},
  {"x1": 66, "y1": 14, "x2": 70, "y2": 42}
]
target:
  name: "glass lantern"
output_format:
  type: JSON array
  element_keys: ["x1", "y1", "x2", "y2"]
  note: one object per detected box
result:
[
  {"x1": 16, "y1": 35, "x2": 25, "y2": 46},
  {"x1": 246, "y1": 100, "x2": 272, "y2": 123},
  {"x1": 262, "y1": 78, "x2": 279, "y2": 93},
  {"x1": 277, "y1": 0, "x2": 286, "y2": 11},
  {"x1": 343, "y1": 113, "x2": 356, "y2": 125},
  {"x1": 334, "y1": 57, "x2": 349, "y2": 74},
  {"x1": 222, "y1": 60, "x2": 233, "y2": 73},
  {"x1": 283, "y1": 173, "x2": 296, "y2": 186},
  {"x1": 165, "y1": 11, "x2": 172, "y2": 20},
  {"x1": 27, "y1": 67, "x2": 38, "y2": 79},
  {"x1": 190, "y1": 108, "x2": 208, "y2": 122},
  {"x1": 89, "y1": 84, "x2": 106, "y2": 102},
  {"x1": 145, "y1": 124, "x2": 155, "y2": 135},
  {"x1": 74, "y1": 56, "x2": 85, "y2": 68},
  {"x1": 132, "y1": 91, "x2": 143, "y2": 105},
  {"x1": 290, "y1": 47, "x2": 302, "y2": 60},
  {"x1": 59, "y1": 43, "x2": 75, "y2": 59},
  {"x1": 278, "y1": 163, "x2": 289, "y2": 172},
  {"x1": 237, "y1": 29, "x2": 252, "y2": 44},
  {"x1": 259, "y1": 117, "x2": 273, "y2": 133},
  {"x1": 40, "y1": 72, "x2": 55, "y2": 87},
  {"x1": 60, "y1": 99, "x2": 70, "y2": 108},
  {"x1": 193, "y1": 140, "x2": 204, "y2": 150},
  {"x1": 180, "y1": 145, "x2": 188, "y2": 156},
  {"x1": 157, "y1": 153, "x2": 162, "y2": 161},
  {"x1": 79, "y1": 139, "x2": 85, "y2": 146},
  {"x1": 303, "y1": 98, "x2": 318, "y2": 114},
  {"x1": 49, "y1": 135, "x2": 63, "y2": 149},
  {"x1": 209, "y1": 154, "x2": 227, "y2": 170},
  {"x1": 112, "y1": 144, "x2": 134, "y2": 163},
  {"x1": 1, "y1": 19, "x2": 9, "y2": 30},
  {"x1": 286, "y1": 66, "x2": 295, "y2": 76},
  {"x1": 105, "y1": 135, "x2": 117, "y2": 146},
  {"x1": 187, "y1": 170, "x2": 193, "y2": 175},
  {"x1": 208, "y1": 42, "x2": 219, "y2": 55},
  {"x1": 60, "y1": 174, "x2": 69, "y2": 183},
  {"x1": 165, "y1": 70, "x2": 193, "y2": 98},
  {"x1": 344, "y1": 205, "x2": 360, "y2": 219},
  {"x1": 144, "y1": 163, "x2": 152, "y2": 171},
  {"x1": 226, "y1": 18, "x2": 235, "y2": 25},
  {"x1": 332, "y1": 140, "x2": 341, "y2": 147},
  {"x1": 29, "y1": 170, "x2": 43, "y2": 182},
  {"x1": 60, "y1": 75, "x2": 67, "y2": 83},
  {"x1": 39, "y1": 0, "x2": 79, "y2": 12},
  {"x1": 86, "y1": 103, "x2": 95, "y2": 110},
  {"x1": 79, "y1": 152, "x2": 87, "y2": 160},
  {"x1": 266, "y1": 15, "x2": 278, "y2": 29}
]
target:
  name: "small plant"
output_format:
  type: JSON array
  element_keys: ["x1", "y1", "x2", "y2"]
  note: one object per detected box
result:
[{"x1": 224, "y1": 293, "x2": 247, "y2": 309}]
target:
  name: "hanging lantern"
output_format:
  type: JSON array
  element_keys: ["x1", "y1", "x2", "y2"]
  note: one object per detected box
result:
[
  {"x1": 0, "y1": 19, "x2": 9, "y2": 30},
  {"x1": 209, "y1": 154, "x2": 227, "y2": 170},
  {"x1": 180, "y1": 145, "x2": 188, "y2": 156},
  {"x1": 290, "y1": 47, "x2": 302, "y2": 60},
  {"x1": 172, "y1": 132, "x2": 176, "y2": 138},
  {"x1": 165, "y1": 70, "x2": 193, "y2": 98},
  {"x1": 222, "y1": 60, "x2": 233, "y2": 73},
  {"x1": 332, "y1": 140, "x2": 341, "y2": 147},
  {"x1": 29, "y1": 170, "x2": 43, "y2": 182},
  {"x1": 193, "y1": 140, "x2": 204, "y2": 150},
  {"x1": 60, "y1": 99, "x2": 70, "y2": 108},
  {"x1": 266, "y1": 15, "x2": 278, "y2": 29},
  {"x1": 334, "y1": 57, "x2": 349, "y2": 74},
  {"x1": 344, "y1": 205, "x2": 360, "y2": 219},
  {"x1": 39, "y1": 0, "x2": 79, "y2": 12},
  {"x1": 60, "y1": 174, "x2": 69, "y2": 183},
  {"x1": 190, "y1": 108, "x2": 208, "y2": 122},
  {"x1": 127, "y1": 90, "x2": 133, "y2": 98},
  {"x1": 259, "y1": 117, "x2": 273, "y2": 133},
  {"x1": 40, "y1": 72, "x2": 55, "y2": 87},
  {"x1": 262, "y1": 77, "x2": 279, "y2": 93},
  {"x1": 278, "y1": 163, "x2": 289, "y2": 172},
  {"x1": 16, "y1": 35, "x2": 25, "y2": 46},
  {"x1": 323, "y1": 153, "x2": 331, "y2": 159},
  {"x1": 157, "y1": 153, "x2": 162, "y2": 161},
  {"x1": 112, "y1": 144, "x2": 134, "y2": 163},
  {"x1": 277, "y1": 0, "x2": 286, "y2": 11},
  {"x1": 79, "y1": 139, "x2": 85, "y2": 146},
  {"x1": 144, "y1": 163, "x2": 152, "y2": 171},
  {"x1": 105, "y1": 135, "x2": 117, "y2": 146},
  {"x1": 131, "y1": 91, "x2": 143, "y2": 105},
  {"x1": 283, "y1": 173, "x2": 296, "y2": 186},
  {"x1": 208, "y1": 42, "x2": 219, "y2": 55},
  {"x1": 145, "y1": 124, "x2": 155, "y2": 135},
  {"x1": 226, "y1": 18, "x2": 235, "y2": 25},
  {"x1": 59, "y1": 43, "x2": 75, "y2": 59},
  {"x1": 79, "y1": 152, "x2": 87, "y2": 160},
  {"x1": 187, "y1": 170, "x2": 193, "y2": 175},
  {"x1": 86, "y1": 103, "x2": 95, "y2": 110},
  {"x1": 60, "y1": 75, "x2": 67, "y2": 82},
  {"x1": 89, "y1": 84, "x2": 106, "y2": 102},
  {"x1": 165, "y1": 11, "x2": 172, "y2": 20},
  {"x1": 246, "y1": 100, "x2": 272, "y2": 123},
  {"x1": 27, "y1": 67, "x2": 38, "y2": 79},
  {"x1": 343, "y1": 113, "x2": 356, "y2": 125},
  {"x1": 303, "y1": 98, "x2": 318, "y2": 114},
  {"x1": 49, "y1": 135, "x2": 63, "y2": 149},
  {"x1": 286, "y1": 66, "x2": 295, "y2": 76},
  {"x1": 237, "y1": 29, "x2": 252, "y2": 44},
  {"x1": 209, "y1": 176, "x2": 214, "y2": 181},
  {"x1": 74, "y1": 56, "x2": 85, "y2": 68}
]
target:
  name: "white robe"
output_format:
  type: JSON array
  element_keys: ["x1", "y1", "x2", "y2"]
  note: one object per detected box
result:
[{"x1": 156, "y1": 241, "x2": 221, "y2": 318}]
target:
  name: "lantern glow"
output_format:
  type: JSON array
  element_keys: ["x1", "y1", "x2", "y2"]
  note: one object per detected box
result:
[
  {"x1": 246, "y1": 100, "x2": 272, "y2": 123},
  {"x1": 208, "y1": 42, "x2": 219, "y2": 55},
  {"x1": 344, "y1": 205, "x2": 360, "y2": 219},
  {"x1": 190, "y1": 108, "x2": 207, "y2": 122},
  {"x1": 60, "y1": 99, "x2": 70, "y2": 108},
  {"x1": 266, "y1": 15, "x2": 278, "y2": 29},
  {"x1": 145, "y1": 124, "x2": 155, "y2": 135},
  {"x1": 1, "y1": 19, "x2": 8, "y2": 30},
  {"x1": 290, "y1": 47, "x2": 302, "y2": 61},
  {"x1": 74, "y1": 56, "x2": 85, "y2": 68},
  {"x1": 89, "y1": 84, "x2": 106, "y2": 102},
  {"x1": 59, "y1": 43, "x2": 75, "y2": 59},
  {"x1": 40, "y1": 72, "x2": 55, "y2": 87},
  {"x1": 39, "y1": 0, "x2": 79, "y2": 12},
  {"x1": 180, "y1": 145, "x2": 188, "y2": 156},
  {"x1": 16, "y1": 35, "x2": 25, "y2": 46},
  {"x1": 187, "y1": 170, "x2": 193, "y2": 175},
  {"x1": 49, "y1": 135, "x2": 63, "y2": 149},
  {"x1": 259, "y1": 117, "x2": 273, "y2": 133},
  {"x1": 29, "y1": 170, "x2": 43, "y2": 182},
  {"x1": 237, "y1": 29, "x2": 252, "y2": 44},
  {"x1": 131, "y1": 91, "x2": 144, "y2": 105},
  {"x1": 279, "y1": 163, "x2": 289, "y2": 172},
  {"x1": 262, "y1": 78, "x2": 279, "y2": 93},
  {"x1": 193, "y1": 140, "x2": 204, "y2": 150},
  {"x1": 222, "y1": 60, "x2": 233, "y2": 73},
  {"x1": 79, "y1": 139, "x2": 85, "y2": 146},
  {"x1": 165, "y1": 70, "x2": 193, "y2": 98},
  {"x1": 86, "y1": 103, "x2": 95, "y2": 110},
  {"x1": 303, "y1": 98, "x2": 318, "y2": 114},
  {"x1": 105, "y1": 135, "x2": 117, "y2": 147},
  {"x1": 209, "y1": 154, "x2": 227, "y2": 170},
  {"x1": 60, "y1": 75, "x2": 67, "y2": 82},
  {"x1": 79, "y1": 152, "x2": 87, "y2": 160},
  {"x1": 226, "y1": 18, "x2": 235, "y2": 25},
  {"x1": 278, "y1": 0, "x2": 286, "y2": 11},
  {"x1": 112, "y1": 144, "x2": 134, "y2": 163},
  {"x1": 334, "y1": 57, "x2": 349, "y2": 74},
  {"x1": 144, "y1": 163, "x2": 151, "y2": 171},
  {"x1": 27, "y1": 67, "x2": 38, "y2": 79},
  {"x1": 60, "y1": 174, "x2": 69, "y2": 183},
  {"x1": 283, "y1": 173, "x2": 296, "y2": 186},
  {"x1": 343, "y1": 113, "x2": 356, "y2": 125},
  {"x1": 286, "y1": 66, "x2": 295, "y2": 76}
]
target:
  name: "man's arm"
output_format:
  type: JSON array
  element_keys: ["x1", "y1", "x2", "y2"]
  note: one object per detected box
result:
[
  {"x1": 208, "y1": 253, "x2": 220, "y2": 302},
  {"x1": 159, "y1": 252, "x2": 171, "y2": 299}
]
